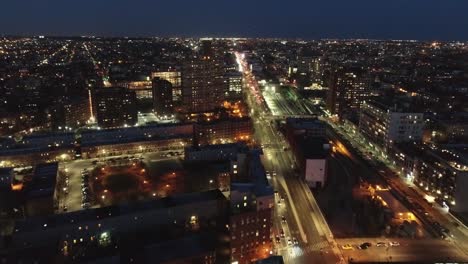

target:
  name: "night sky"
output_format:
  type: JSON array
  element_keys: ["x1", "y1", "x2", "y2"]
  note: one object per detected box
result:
[{"x1": 1, "y1": 0, "x2": 468, "y2": 40}]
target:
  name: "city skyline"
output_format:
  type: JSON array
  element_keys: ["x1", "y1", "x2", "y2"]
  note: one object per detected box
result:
[
  {"x1": 2, "y1": 3, "x2": 468, "y2": 261},
  {"x1": 1, "y1": 0, "x2": 468, "y2": 41}
]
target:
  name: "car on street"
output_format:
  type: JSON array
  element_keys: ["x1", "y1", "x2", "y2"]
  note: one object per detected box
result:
[
  {"x1": 275, "y1": 235, "x2": 281, "y2": 243},
  {"x1": 389, "y1": 241, "x2": 400, "y2": 247},
  {"x1": 341, "y1": 244, "x2": 353, "y2": 250},
  {"x1": 287, "y1": 237, "x2": 292, "y2": 245},
  {"x1": 359, "y1": 242, "x2": 372, "y2": 249},
  {"x1": 280, "y1": 229, "x2": 285, "y2": 238},
  {"x1": 281, "y1": 215, "x2": 286, "y2": 224},
  {"x1": 293, "y1": 237, "x2": 299, "y2": 245},
  {"x1": 376, "y1": 242, "x2": 387, "y2": 247}
]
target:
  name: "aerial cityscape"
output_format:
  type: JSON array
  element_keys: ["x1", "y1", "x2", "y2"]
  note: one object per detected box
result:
[{"x1": 1, "y1": 2, "x2": 468, "y2": 264}]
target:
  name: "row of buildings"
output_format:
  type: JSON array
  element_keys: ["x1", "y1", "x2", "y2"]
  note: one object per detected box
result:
[
  {"x1": 0, "y1": 118, "x2": 252, "y2": 167},
  {"x1": 330, "y1": 93, "x2": 468, "y2": 213},
  {"x1": 0, "y1": 143, "x2": 275, "y2": 264}
]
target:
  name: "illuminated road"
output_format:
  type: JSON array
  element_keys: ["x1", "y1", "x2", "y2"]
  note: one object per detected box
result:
[
  {"x1": 337, "y1": 237, "x2": 467, "y2": 263},
  {"x1": 328, "y1": 119, "x2": 468, "y2": 259},
  {"x1": 236, "y1": 52, "x2": 343, "y2": 264},
  {"x1": 236, "y1": 51, "x2": 468, "y2": 263},
  {"x1": 82, "y1": 42, "x2": 112, "y2": 87}
]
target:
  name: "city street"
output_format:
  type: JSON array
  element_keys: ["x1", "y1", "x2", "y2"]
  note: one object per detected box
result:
[
  {"x1": 236, "y1": 52, "x2": 343, "y2": 264},
  {"x1": 337, "y1": 237, "x2": 467, "y2": 263},
  {"x1": 328, "y1": 118, "x2": 468, "y2": 258},
  {"x1": 237, "y1": 51, "x2": 468, "y2": 263}
]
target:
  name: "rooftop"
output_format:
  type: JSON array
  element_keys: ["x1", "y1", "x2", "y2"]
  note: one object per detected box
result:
[
  {"x1": 295, "y1": 137, "x2": 329, "y2": 159},
  {"x1": 365, "y1": 97, "x2": 420, "y2": 113},
  {"x1": 14, "y1": 189, "x2": 226, "y2": 233}
]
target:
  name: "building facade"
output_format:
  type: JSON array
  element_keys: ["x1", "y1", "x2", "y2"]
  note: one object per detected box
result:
[
  {"x1": 151, "y1": 70, "x2": 182, "y2": 102},
  {"x1": 181, "y1": 54, "x2": 227, "y2": 113},
  {"x1": 326, "y1": 67, "x2": 372, "y2": 118},
  {"x1": 194, "y1": 117, "x2": 253, "y2": 146},
  {"x1": 152, "y1": 78, "x2": 173, "y2": 115},
  {"x1": 359, "y1": 99, "x2": 424, "y2": 150},
  {"x1": 93, "y1": 87, "x2": 138, "y2": 128}
]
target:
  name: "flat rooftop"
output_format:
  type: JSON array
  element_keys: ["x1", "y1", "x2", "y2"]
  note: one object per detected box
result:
[{"x1": 14, "y1": 189, "x2": 226, "y2": 233}]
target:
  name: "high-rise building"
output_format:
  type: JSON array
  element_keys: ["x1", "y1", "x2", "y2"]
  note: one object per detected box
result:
[
  {"x1": 326, "y1": 66, "x2": 372, "y2": 119},
  {"x1": 63, "y1": 97, "x2": 90, "y2": 128},
  {"x1": 151, "y1": 70, "x2": 182, "y2": 102},
  {"x1": 226, "y1": 71, "x2": 243, "y2": 99},
  {"x1": 152, "y1": 77, "x2": 173, "y2": 115},
  {"x1": 93, "y1": 87, "x2": 137, "y2": 128},
  {"x1": 359, "y1": 98, "x2": 424, "y2": 150},
  {"x1": 181, "y1": 42, "x2": 227, "y2": 113}
]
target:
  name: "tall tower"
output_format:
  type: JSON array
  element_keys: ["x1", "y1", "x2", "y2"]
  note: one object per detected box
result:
[
  {"x1": 326, "y1": 66, "x2": 372, "y2": 119},
  {"x1": 152, "y1": 77, "x2": 173, "y2": 115},
  {"x1": 93, "y1": 87, "x2": 137, "y2": 128},
  {"x1": 181, "y1": 41, "x2": 227, "y2": 113}
]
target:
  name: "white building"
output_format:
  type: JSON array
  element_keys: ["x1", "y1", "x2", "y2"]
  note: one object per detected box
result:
[
  {"x1": 305, "y1": 158, "x2": 327, "y2": 188},
  {"x1": 359, "y1": 99, "x2": 424, "y2": 150}
]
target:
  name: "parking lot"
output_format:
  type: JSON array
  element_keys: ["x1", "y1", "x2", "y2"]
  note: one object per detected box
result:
[{"x1": 57, "y1": 150, "x2": 184, "y2": 213}]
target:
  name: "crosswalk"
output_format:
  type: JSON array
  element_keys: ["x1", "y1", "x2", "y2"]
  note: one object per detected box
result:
[{"x1": 277, "y1": 240, "x2": 331, "y2": 263}]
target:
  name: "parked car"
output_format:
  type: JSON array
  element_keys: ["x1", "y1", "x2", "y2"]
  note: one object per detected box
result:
[
  {"x1": 275, "y1": 235, "x2": 281, "y2": 243},
  {"x1": 293, "y1": 237, "x2": 299, "y2": 245},
  {"x1": 281, "y1": 215, "x2": 286, "y2": 224},
  {"x1": 359, "y1": 242, "x2": 372, "y2": 250},
  {"x1": 341, "y1": 244, "x2": 353, "y2": 250},
  {"x1": 389, "y1": 241, "x2": 400, "y2": 247}
]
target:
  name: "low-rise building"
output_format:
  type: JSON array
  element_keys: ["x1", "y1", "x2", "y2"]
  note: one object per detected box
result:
[
  {"x1": 285, "y1": 117, "x2": 326, "y2": 145},
  {"x1": 285, "y1": 118, "x2": 329, "y2": 188},
  {"x1": 23, "y1": 162, "x2": 58, "y2": 216},
  {"x1": 430, "y1": 112, "x2": 468, "y2": 143},
  {"x1": 413, "y1": 145, "x2": 468, "y2": 212},
  {"x1": 390, "y1": 143, "x2": 468, "y2": 213},
  {"x1": 7, "y1": 190, "x2": 229, "y2": 263},
  {"x1": 230, "y1": 149, "x2": 274, "y2": 264},
  {"x1": 294, "y1": 137, "x2": 329, "y2": 188},
  {"x1": 0, "y1": 133, "x2": 75, "y2": 167},
  {"x1": 80, "y1": 123, "x2": 193, "y2": 158},
  {"x1": 194, "y1": 117, "x2": 253, "y2": 146}
]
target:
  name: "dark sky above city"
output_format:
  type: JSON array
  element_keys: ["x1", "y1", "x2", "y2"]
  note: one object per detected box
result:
[{"x1": 1, "y1": 0, "x2": 468, "y2": 40}]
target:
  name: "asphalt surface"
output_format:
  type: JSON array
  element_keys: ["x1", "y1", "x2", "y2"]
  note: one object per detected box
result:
[
  {"x1": 337, "y1": 237, "x2": 467, "y2": 263},
  {"x1": 57, "y1": 150, "x2": 185, "y2": 214},
  {"x1": 237, "y1": 52, "x2": 343, "y2": 264},
  {"x1": 237, "y1": 52, "x2": 468, "y2": 263}
]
